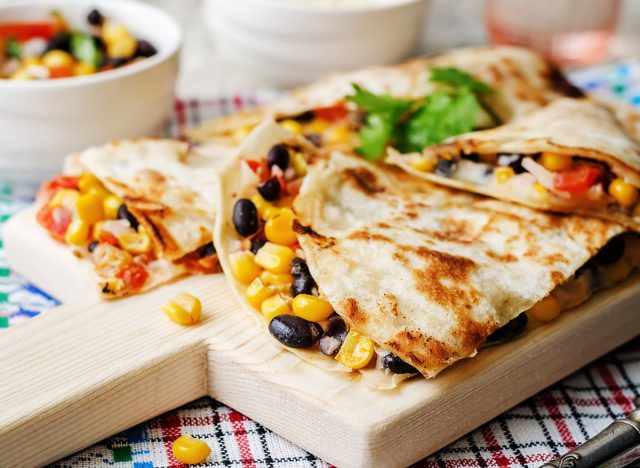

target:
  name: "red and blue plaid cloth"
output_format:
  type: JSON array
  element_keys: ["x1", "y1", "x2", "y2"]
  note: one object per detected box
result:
[{"x1": 2, "y1": 63, "x2": 640, "y2": 466}]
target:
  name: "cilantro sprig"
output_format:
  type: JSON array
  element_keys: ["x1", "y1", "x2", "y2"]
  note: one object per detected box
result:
[{"x1": 346, "y1": 67, "x2": 495, "y2": 160}]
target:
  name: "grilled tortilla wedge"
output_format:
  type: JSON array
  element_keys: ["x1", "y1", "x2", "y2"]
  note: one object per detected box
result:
[
  {"x1": 216, "y1": 121, "x2": 629, "y2": 384},
  {"x1": 388, "y1": 98, "x2": 640, "y2": 232}
]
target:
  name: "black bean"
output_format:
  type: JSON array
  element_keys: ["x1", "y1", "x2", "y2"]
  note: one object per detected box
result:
[
  {"x1": 45, "y1": 33, "x2": 70, "y2": 52},
  {"x1": 135, "y1": 40, "x2": 157, "y2": 58},
  {"x1": 257, "y1": 177, "x2": 281, "y2": 201},
  {"x1": 382, "y1": 353, "x2": 417, "y2": 374},
  {"x1": 267, "y1": 144, "x2": 290, "y2": 170},
  {"x1": 462, "y1": 152, "x2": 479, "y2": 163},
  {"x1": 435, "y1": 158, "x2": 458, "y2": 178},
  {"x1": 87, "y1": 9, "x2": 104, "y2": 26},
  {"x1": 117, "y1": 204, "x2": 139, "y2": 230},
  {"x1": 250, "y1": 238, "x2": 266, "y2": 255},
  {"x1": 497, "y1": 154, "x2": 526, "y2": 174},
  {"x1": 92, "y1": 34, "x2": 106, "y2": 51},
  {"x1": 593, "y1": 235, "x2": 625, "y2": 266},
  {"x1": 88, "y1": 240, "x2": 98, "y2": 253},
  {"x1": 232, "y1": 198, "x2": 259, "y2": 237},
  {"x1": 291, "y1": 111, "x2": 315, "y2": 123},
  {"x1": 319, "y1": 315, "x2": 348, "y2": 356},
  {"x1": 199, "y1": 241, "x2": 216, "y2": 258},
  {"x1": 486, "y1": 313, "x2": 528, "y2": 343},
  {"x1": 291, "y1": 275, "x2": 316, "y2": 297},
  {"x1": 290, "y1": 257, "x2": 310, "y2": 277},
  {"x1": 268, "y1": 315, "x2": 321, "y2": 348},
  {"x1": 106, "y1": 57, "x2": 128, "y2": 68},
  {"x1": 304, "y1": 134, "x2": 323, "y2": 146}
]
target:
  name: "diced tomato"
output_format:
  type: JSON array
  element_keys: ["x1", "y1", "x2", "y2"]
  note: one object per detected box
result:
[
  {"x1": 99, "y1": 232, "x2": 119, "y2": 247},
  {"x1": 36, "y1": 175, "x2": 80, "y2": 203},
  {"x1": 553, "y1": 164, "x2": 604, "y2": 193},
  {"x1": 36, "y1": 205, "x2": 72, "y2": 241},
  {"x1": 116, "y1": 263, "x2": 149, "y2": 292},
  {"x1": 48, "y1": 66, "x2": 73, "y2": 79},
  {"x1": 0, "y1": 22, "x2": 56, "y2": 41},
  {"x1": 286, "y1": 178, "x2": 303, "y2": 196},
  {"x1": 246, "y1": 158, "x2": 270, "y2": 182},
  {"x1": 314, "y1": 103, "x2": 348, "y2": 122}
]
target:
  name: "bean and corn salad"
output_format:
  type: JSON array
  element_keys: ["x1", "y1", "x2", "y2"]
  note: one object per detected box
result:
[
  {"x1": 1, "y1": 8, "x2": 157, "y2": 80},
  {"x1": 36, "y1": 173, "x2": 217, "y2": 296}
]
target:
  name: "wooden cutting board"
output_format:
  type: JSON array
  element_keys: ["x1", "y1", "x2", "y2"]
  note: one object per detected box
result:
[{"x1": 2, "y1": 207, "x2": 640, "y2": 468}]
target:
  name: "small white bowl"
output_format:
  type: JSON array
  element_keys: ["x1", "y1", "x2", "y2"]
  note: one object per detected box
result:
[
  {"x1": 204, "y1": 0, "x2": 430, "y2": 88},
  {"x1": 0, "y1": 0, "x2": 182, "y2": 184}
]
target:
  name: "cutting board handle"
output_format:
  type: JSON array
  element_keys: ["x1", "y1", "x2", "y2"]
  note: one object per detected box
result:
[{"x1": 0, "y1": 276, "x2": 223, "y2": 467}]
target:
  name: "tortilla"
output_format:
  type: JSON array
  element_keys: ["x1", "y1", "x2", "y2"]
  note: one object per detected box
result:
[
  {"x1": 189, "y1": 46, "x2": 582, "y2": 143},
  {"x1": 37, "y1": 139, "x2": 228, "y2": 298},
  {"x1": 293, "y1": 151, "x2": 625, "y2": 378},
  {"x1": 216, "y1": 120, "x2": 626, "y2": 382},
  {"x1": 388, "y1": 98, "x2": 640, "y2": 231}
]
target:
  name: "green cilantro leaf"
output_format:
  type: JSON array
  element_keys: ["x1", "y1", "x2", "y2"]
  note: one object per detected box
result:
[
  {"x1": 347, "y1": 83, "x2": 412, "y2": 115},
  {"x1": 398, "y1": 88, "x2": 480, "y2": 152},
  {"x1": 356, "y1": 113, "x2": 397, "y2": 160},
  {"x1": 430, "y1": 67, "x2": 493, "y2": 95},
  {"x1": 6, "y1": 38, "x2": 22, "y2": 59}
]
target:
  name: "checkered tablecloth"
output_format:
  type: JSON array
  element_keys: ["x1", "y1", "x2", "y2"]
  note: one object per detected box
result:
[{"x1": 1, "y1": 63, "x2": 640, "y2": 467}]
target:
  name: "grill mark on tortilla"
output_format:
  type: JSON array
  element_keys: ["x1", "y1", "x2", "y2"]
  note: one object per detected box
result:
[
  {"x1": 545, "y1": 66, "x2": 585, "y2": 98},
  {"x1": 342, "y1": 298, "x2": 367, "y2": 325},
  {"x1": 378, "y1": 293, "x2": 400, "y2": 318},
  {"x1": 293, "y1": 220, "x2": 336, "y2": 248},
  {"x1": 342, "y1": 168, "x2": 385, "y2": 194},
  {"x1": 486, "y1": 250, "x2": 517, "y2": 263},
  {"x1": 347, "y1": 230, "x2": 392, "y2": 243}
]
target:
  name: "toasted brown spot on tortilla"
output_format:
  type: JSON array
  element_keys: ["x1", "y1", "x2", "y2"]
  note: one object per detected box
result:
[
  {"x1": 551, "y1": 270, "x2": 564, "y2": 285},
  {"x1": 386, "y1": 330, "x2": 452, "y2": 369},
  {"x1": 545, "y1": 253, "x2": 569, "y2": 265},
  {"x1": 293, "y1": 220, "x2": 336, "y2": 248},
  {"x1": 347, "y1": 229, "x2": 392, "y2": 243},
  {"x1": 342, "y1": 167, "x2": 385, "y2": 194},
  {"x1": 486, "y1": 250, "x2": 517, "y2": 263},
  {"x1": 545, "y1": 66, "x2": 585, "y2": 98},
  {"x1": 342, "y1": 298, "x2": 367, "y2": 325},
  {"x1": 378, "y1": 293, "x2": 400, "y2": 318}
]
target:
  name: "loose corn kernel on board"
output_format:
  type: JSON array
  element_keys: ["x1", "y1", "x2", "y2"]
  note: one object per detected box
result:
[{"x1": 2, "y1": 207, "x2": 640, "y2": 467}]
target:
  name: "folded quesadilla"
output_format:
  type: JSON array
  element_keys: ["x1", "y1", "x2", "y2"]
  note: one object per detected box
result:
[
  {"x1": 36, "y1": 139, "x2": 225, "y2": 298},
  {"x1": 189, "y1": 46, "x2": 582, "y2": 146},
  {"x1": 216, "y1": 120, "x2": 638, "y2": 383},
  {"x1": 388, "y1": 98, "x2": 640, "y2": 231}
]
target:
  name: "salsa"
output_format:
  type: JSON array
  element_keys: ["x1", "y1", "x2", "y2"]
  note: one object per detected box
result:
[{"x1": 1, "y1": 8, "x2": 157, "y2": 80}]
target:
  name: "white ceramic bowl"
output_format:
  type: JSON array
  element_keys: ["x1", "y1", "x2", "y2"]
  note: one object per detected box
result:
[
  {"x1": 0, "y1": 0, "x2": 182, "y2": 184},
  {"x1": 204, "y1": 0, "x2": 430, "y2": 88}
]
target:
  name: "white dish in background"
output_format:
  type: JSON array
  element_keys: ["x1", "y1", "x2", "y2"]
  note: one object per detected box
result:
[
  {"x1": 203, "y1": 0, "x2": 430, "y2": 88},
  {"x1": 0, "y1": 0, "x2": 182, "y2": 184}
]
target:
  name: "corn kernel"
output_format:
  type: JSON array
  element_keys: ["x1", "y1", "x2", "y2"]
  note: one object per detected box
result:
[
  {"x1": 49, "y1": 188, "x2": 79, "y2": 210},
  {"x1": 325, "y1": 126, "x2": 352, "y2": 146},
  {"x1": 540, "y1": 152, "x2": 572, "y2": 172},
  {"x1": 229, "y1": 251, "x2": 262, "y2": 283},
  {"x1": 259, "y1": 270, "x2": 294, "y2": 286},
  {"x1": 265, "y1": 208, "x2": 297, "y2": 246},
  {"x1": 73, "y1": 62, "x2": 96, "y2": 76},
  {"x1": 103, "y1": 22, "x2": 136, "y2": 58},
  {"x1": 291, "y1": 152, "x2": 308, "y2": 177},
  {"x1": 280, "y1": 119, "x2": 303, "y2": 135},
  {"x1": 534, "y1": 183, "x2": 549, "y2": 198},
  {"x1": 118, "y1": 231, "x2": 152, "y2": 254},
  {"x1": 335, "y1": 329, "x2": 375, "y2": 369},
  {"x1": 87, "y1": 185, "x2": 110, "y2": 201},
  {"x1": 411, "y1": 156, "x2": 435, "y2": 172},
  {"x1": 10, "y1": 69, "x2": 33, "y2": 80},
  {"x1": 76, "y1": 192, "x2": 105, "y2": 224},
  {"x1": 263, "y1": 206, "x2": 282, "y2": 220},
  {"x1": 254, "y1": 242, "x2": 296, "y2": 273},
  {"x1": 495, "y1": 166, "x2": 515, "y2": 184},
  {"x1": 92, "y1": 221, "x2": 105, "y2": 240},
  {"x1": 246, "y1": 278, "x2": 274, "y2": 309},
  {"x1": 250, "y1": 194, "x2": 274, "y2": 220},
  {"x1": 608, "y1": 179, "x2": 639, "y2": 208},
  {"x1": 306, "y1": 119, "x2": 330, "y2": 134},
  {"x1": 292, "y1": 294, "x2": 333, "y2": 322},
  {"x1": 103, "y1": 194, "x2": 123, "y2": 220},
  {"x1": 22, "y1": 56, "x2": 41, "y2": 67},
  {"x1": 77, "y1": 173, "x2": 103, "y2": 193},
  {"x1": 42, "y1": 50, "x2": 73, "y2": 69},
  {"x1": 260, "y1": 294, "x2": 291, "y2": 321},
  {"x1": 172, "y1": 435, "x2": 211, "y2": 465},
  {"x1": 65, "y1": 219, "x2": 90, "y2": 246},
  {"x1": 162, "y1": 292, "x2": 202, "y2": 326},
  {"x1": 527, "y1": 295, "x2": 562, "y2": 322}
]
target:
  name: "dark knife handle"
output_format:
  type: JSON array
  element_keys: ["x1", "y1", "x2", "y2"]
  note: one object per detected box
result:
[{"x1": 540, "y1": 419, "x2": 640, "y2": 468}]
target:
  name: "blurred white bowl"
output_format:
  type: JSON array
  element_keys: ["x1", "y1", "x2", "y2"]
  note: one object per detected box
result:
[
  {"x1": 204, "y1": 0, "x2": 430, "y2": 88},
  {"x1": 0, "y1": 0, "x2": 182, "y2": 184}
]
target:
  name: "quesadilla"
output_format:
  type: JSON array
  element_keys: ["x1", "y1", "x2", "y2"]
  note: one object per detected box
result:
[
  {"x1": 36, "y1": 139, "x2": 225, "y2": 298},
  {"x1": 216, "y1": 120, "x2": 638, "y2": 383},
  {"x1": 189, "y1": 46, "x2": 582, "y2": 146},
  {"x1": 388, "y1": 98, "x2": 640, "y2": 231}
]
